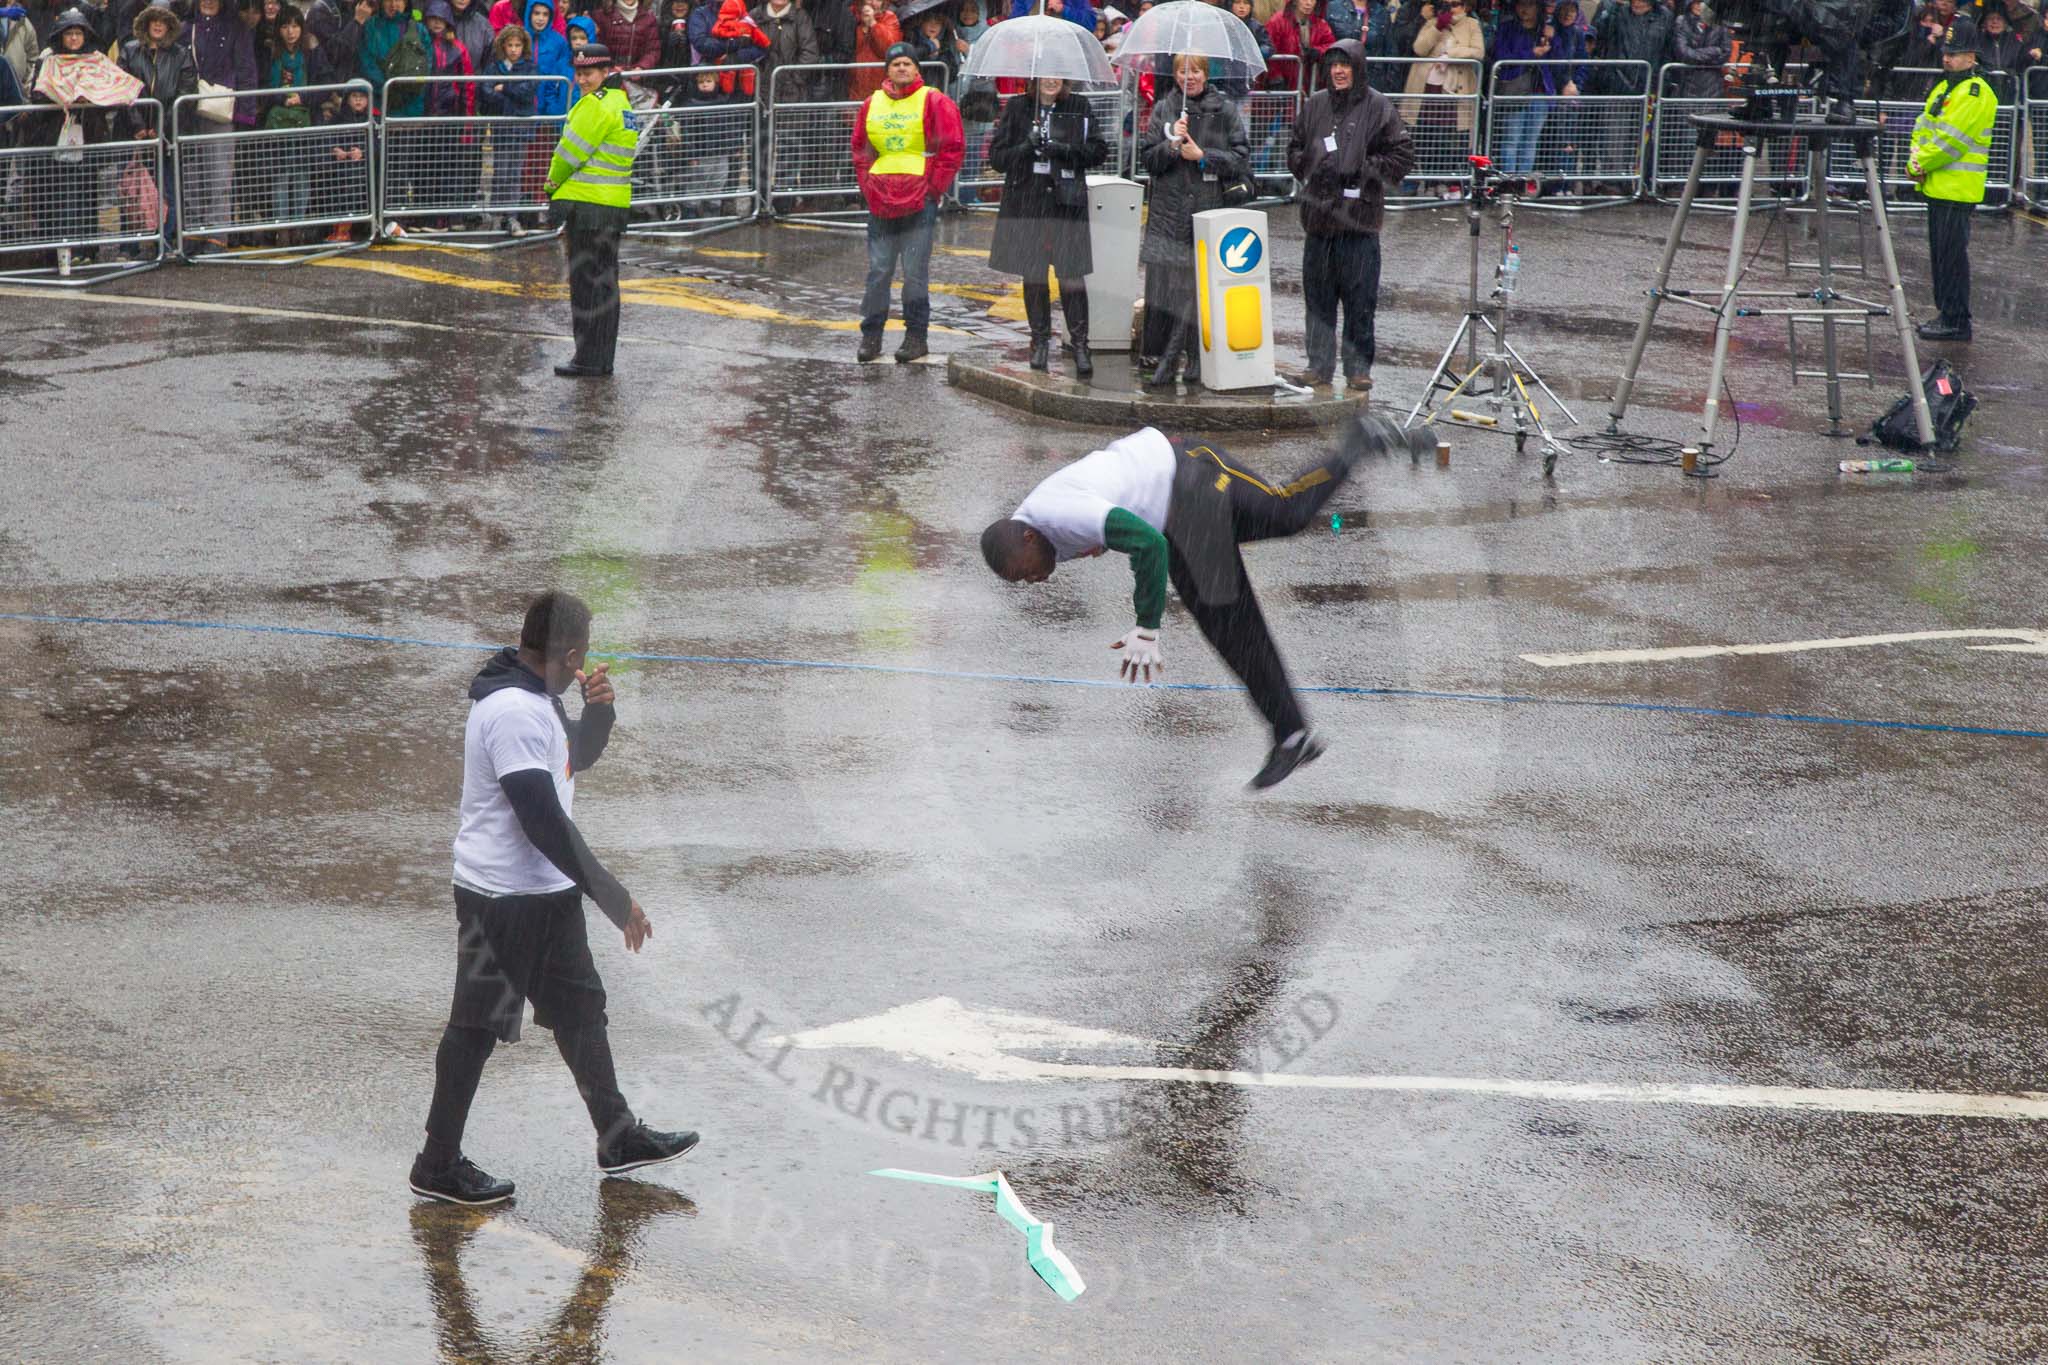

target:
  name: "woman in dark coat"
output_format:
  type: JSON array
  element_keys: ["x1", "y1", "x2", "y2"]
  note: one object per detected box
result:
[
  {"x1": 1137, "y1": 52, "x2": 1249, "y2": 387},
  {"x1": 986, "y1": 75, "x2": 1107, "y2": 375}
]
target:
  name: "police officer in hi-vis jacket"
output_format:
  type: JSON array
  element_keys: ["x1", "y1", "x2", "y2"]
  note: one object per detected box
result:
[
  {"x1": 546, "y1": 42, "x2": 639, "y2": 377},
  {"x1": 1909, "y1": 16, "x2": 1996, "y2": 344}
]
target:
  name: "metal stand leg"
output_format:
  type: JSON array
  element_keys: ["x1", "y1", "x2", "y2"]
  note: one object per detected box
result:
[
  {"x1": 1700, "y1": 137, "x2": 1761, "y2": 452},
  {"x1": 1809, "y1": 136, "x2": 1845, "y2": 434},
  {"x1": 1862, "y1": 147, "x2": 1938, "y2": 447},
  {"x1": 1610, "y1": 141, "x2": 1709, "y2": 429}
]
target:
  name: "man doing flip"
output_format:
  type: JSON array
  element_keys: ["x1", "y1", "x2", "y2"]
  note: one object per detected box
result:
[
  {"x1": 410, "y1": 591, "x2": 696, "y2": 1205},
  {"x1": 981, "y1": 417, "x2": 1423, "y2": 789}
]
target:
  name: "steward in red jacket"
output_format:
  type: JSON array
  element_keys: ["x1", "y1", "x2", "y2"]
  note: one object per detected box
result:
[{"x1": 850, "y1": 43, "x2": 964, "y2": 364}]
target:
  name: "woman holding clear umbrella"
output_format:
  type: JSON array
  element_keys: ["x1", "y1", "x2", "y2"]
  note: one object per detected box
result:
[
  {"x1": 987, "y1": 76, "x2": 1110, "y2": 374},
  {"x1": 962, "y1": 10, "x2": 1118, "y2": 372},
  {"x1": 1137, "y1": 52, "x2": 1248, "y2": 387}
]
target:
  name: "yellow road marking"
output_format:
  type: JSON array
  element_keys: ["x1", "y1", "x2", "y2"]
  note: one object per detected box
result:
[
  {"x1": 691, "y1": 247, "x2": 767, "y2": 259},
  {"x1": 314, "y1": 251, "x2": 960, "y2": 333}
]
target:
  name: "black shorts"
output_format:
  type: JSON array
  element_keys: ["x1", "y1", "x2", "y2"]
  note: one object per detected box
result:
[{"x1": 447, "y1": 885, "x2": 608, "y2": 1044}]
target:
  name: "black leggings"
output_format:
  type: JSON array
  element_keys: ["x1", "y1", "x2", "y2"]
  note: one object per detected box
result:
[{"x1": 1164, "y1": 441, "x2": 1356, "y2": 740}]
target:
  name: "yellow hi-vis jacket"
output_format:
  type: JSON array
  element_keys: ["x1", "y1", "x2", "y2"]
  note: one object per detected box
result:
[
  {"x1": 1911, "y1": 72, "x2": 1996, "y2": 205},
  {"x1": 547, "y1": 84, "x2": 639, "y2": 208},
  {"x1": 865, "y1": 83, "x2": 931, "y2": 177}
]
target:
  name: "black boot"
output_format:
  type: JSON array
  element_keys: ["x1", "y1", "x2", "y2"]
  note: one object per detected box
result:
[
  {"x1": 1180, "y1": 330, "x2": 1203, "y2": 389},
  {"x1": 1062, "y1": 283, "x2": 1092, "y2": 378},
  {"x1": 894, "y1": 331, "x2": 928, "y2": 363},
  {"x1": 1023, "y1": 279, "x2": 1052, "y2": 371},
  {"x1": 856, "y1": 332, "x2": 882, "y2": 363}
]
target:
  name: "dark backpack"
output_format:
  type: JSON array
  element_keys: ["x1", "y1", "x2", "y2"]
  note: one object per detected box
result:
[
  {"x1": 386, "y1": 22, "x2": 429, "y2": 82},
  {"x1": 1862, "y1": 359, "x2": 1975, "y2": 454}
]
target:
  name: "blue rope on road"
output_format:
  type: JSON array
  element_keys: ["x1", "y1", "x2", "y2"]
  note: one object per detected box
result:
[{"x1": 5, "y1": 611, "x2": 2044, "y2": 742}]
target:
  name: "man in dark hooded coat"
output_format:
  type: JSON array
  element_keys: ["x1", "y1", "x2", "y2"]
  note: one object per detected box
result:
[{"x1": 1285, "y1": 37, "x2": 1413, "y2": 392}]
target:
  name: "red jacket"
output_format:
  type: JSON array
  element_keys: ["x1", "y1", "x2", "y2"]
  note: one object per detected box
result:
[
  {"x1": 594, "y1": 0, "x2": 661, "y2": 66},
  {"x1": 1265, "y1": 8, "x2": 1333, "y2": 84},
  {"x1": 851, "y1": 74, "x2": 964, "y2": 218},
  {"x1": 847, "y1": 3, "x2": 901, "y2": 101}
]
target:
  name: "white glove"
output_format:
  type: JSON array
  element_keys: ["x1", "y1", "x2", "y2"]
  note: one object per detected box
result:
[{"x1": 1112, "y1": 627, "x2": 1163, "y2": 682}]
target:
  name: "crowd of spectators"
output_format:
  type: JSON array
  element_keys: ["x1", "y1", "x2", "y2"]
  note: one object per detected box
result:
[{"x1": 4, "y1": 0, "x2": 2042, "y2": 266}]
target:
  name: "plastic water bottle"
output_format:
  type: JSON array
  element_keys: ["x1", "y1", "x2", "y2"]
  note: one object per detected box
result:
[
  {"x1": 1500, "y1": 244, "x2": 1520, "y2": 294},
  {"x1": 1839, "y1": 458, "x2": 1916, "y2": 473}
]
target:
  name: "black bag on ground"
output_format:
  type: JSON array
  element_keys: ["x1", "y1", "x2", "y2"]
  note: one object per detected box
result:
[{"x1": 1862, "y1": 359, "x2": 1975, "y2": 453}]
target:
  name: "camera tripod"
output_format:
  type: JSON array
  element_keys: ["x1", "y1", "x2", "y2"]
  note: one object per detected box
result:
[{"x1": 1405, "y1": 157, "x2": 1577, "y2": 476}]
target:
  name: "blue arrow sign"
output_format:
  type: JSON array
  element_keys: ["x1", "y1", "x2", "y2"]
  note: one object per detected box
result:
[{"x1": 1219, "y1": 225, "x2": 1262, "y2": 274}]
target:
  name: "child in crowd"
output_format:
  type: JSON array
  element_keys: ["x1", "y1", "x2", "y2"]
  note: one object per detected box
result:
[
  {"x1": 264, "y1": 4, "x2": 318, "y2": 241},
  {"x1": 705, "y1": 0, "x2": 765, "y2": 95},
  {"x1": 319, "y1": 83, "x2": 373, "y2": 242},
  {"x1": 478, "y1": 19, "x2": 538, "y2": 232}
]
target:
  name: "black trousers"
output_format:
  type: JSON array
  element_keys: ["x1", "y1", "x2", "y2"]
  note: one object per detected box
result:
[
  {"x1": 1165, "y1": 441, "x2": 1355, "y2": 742},
  {"x1": 423, "y1": 887, "x2": 636, "y2": 1160},
  {"x1": 1926, "y1": 198, "x2": 1972, "y2": 328},
  {"x1": 564, "y1": 202, "x2": 626, "y2": 372},
  {"x1": 1141, "y1": 260, "x2": 1199, "y2": 365},
  {"x1": 1301, "y1": 231, "x2": 1381, "y2": 381}
]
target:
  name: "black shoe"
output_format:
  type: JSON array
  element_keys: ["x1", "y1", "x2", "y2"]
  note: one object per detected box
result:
[
  {"x1": 1143, "y1": 357, "x2": 1180, "y2": 388},
  {"x1": 1028, "y1": 335, "x2": 1051, "y2": 371},
  {"x1": 1072, "y1": 338, "x2": 1093, "y2": 378},
  {"x1": 554, "y1": 362, "x2": 609, "y2": 378},
  {"x1": 597, "y1": 1122, "x2": 700, "y2": 1175},
  {"x1": 409, "y1": 1153, "x2": 515, "y2": 1206},
  {"x1": 1292, "y1": 369, "x2": 1334, "y2": 388},
  {"x1": 1250, "y1": 729, "x2": 1325, "y2": 790},
  {"x1": 856, "y1": 332, "x2": 883, "y2": 363},
  {"x1": 894, "y1": 333, "x2": 929, "y2": 363},
  {"x1": 1916, "y1": 319, "x2": 1971, "y2": 341}
]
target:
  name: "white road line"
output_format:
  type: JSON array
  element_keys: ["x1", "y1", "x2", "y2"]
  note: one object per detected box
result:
[
  {"x1": 986, "y1": 1063, "x2": 2048, "y2": 1122},
  {"x1": 780, "y1": 999, "x2": 2048, "y2": 1122},
  {"x1": 1521, "y1": 628, "x2": 2048, "y2": 668}
]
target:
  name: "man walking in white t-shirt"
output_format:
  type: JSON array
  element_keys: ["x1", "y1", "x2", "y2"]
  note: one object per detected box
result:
[
  {"x1": 410, "y1": 591, "x2": 697, "y2": 1206},
  {"x1": 980, "y1": 415, "x2": 1426, "y2": 789}
]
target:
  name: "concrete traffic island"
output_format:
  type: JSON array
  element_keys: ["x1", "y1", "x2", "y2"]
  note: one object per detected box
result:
[{"x1": 946, "y1": 348, "x2": 1368, "y2": 431}]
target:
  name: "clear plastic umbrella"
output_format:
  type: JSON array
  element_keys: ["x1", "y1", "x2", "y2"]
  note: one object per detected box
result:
[
  {"x1": 962, "y1": 14, "x2": 1118, "y2": 86},
  {"x1": 1110, "y1": 0, "x2": 1267, "y2": 72}
]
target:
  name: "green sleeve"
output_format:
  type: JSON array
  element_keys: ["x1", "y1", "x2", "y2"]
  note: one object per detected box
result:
[{"x1": 1103, "y1": 507, "x2": 1167, "y2": 631}]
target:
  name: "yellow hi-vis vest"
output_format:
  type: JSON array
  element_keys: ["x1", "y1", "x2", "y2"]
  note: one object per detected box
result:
[
  {"x1": 548, "y1": 84, "x2": 639, "y2": 209},
  {"x1": 1911, "y1": 73, "x2": 1995, "y2": 205},
  {"x1": 865, "y1": 84, "x2": 931, "y2": 177}
]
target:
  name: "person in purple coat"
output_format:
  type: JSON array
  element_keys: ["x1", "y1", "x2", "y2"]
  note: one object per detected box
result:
[{"x1": 181, "y1": 0, "x2": 258, "y2": 239}]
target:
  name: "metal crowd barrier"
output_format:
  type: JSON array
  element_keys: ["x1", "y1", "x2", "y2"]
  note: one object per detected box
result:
[
  {"x1": 1822, "y1": 67, "x2": 2017, "y2": 210},
  {"x1": 1650, "y1": 62, "x2": 1812, "y2": 205},
  {"x1": 1482, "y1": 59, "x2": 1649, "y2": 208},
  {"x1": 0, "y1": 97, "x2": 166, "y2": 286},
  {"x1": 623, "y1": 65, "x2": 761, "y2": 236},
  {"x1": 1474, "y1": 57, "x2": 1646, "y2": 206},
  {"x1": 380, "y1": 74, "x2": 568, "y2": 246},
  {"x1": 171, "y1": 81, "x2": 375, "y2": 263},
  {"x1": 953, "y1": 87, "x2": 1127, "y2": 209},
  {"x1": 2027, "y1": 67, "x2": 2048, "y2": 206},
  {"x1": 764, "y1": 60, "x2": 948, "y2": 225},
  {"x1": 1382, "y1": 57, "x2": 1482, "y2": 204}
]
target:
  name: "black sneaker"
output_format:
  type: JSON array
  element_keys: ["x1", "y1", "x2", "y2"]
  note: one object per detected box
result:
[
  {"x1": 597, "y1": 1123, "x2": 700, "y2": 1175},
  {"x1": 856, "y1": 332, "x2": 883, "y2": 363},
  {"x1": 1249, "y1": 729, "x2": 1325, "y2": 790},
  {"x1": 409, "y1": 1153, "x2": 515, "y2": 1206}
]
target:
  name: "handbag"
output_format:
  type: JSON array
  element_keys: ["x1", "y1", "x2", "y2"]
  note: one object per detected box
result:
[
  {"x1": 119, "y1": 157, "x2": 163, "y2": 231},
  {"x1": 54, "y1": 113, "x2": 85, "y2": 164},
  {"x1": 196, "y1": 78, "x2": 234, "y2": 122},
  {"x1": 1220, "y1": 171, "x2": 1256, "y2": 206}
]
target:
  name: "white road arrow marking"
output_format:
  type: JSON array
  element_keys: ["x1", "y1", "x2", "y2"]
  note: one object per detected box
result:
[
  {"x1": 1521, "y1": 628, "x2": 2048, "y2": 669},
  {"x1": 778, "y1": 998, "x2": 2048, "y2": 1122},
  {"x1": 1222, "y1": 234, "x2": 1254, "y2": 270}
]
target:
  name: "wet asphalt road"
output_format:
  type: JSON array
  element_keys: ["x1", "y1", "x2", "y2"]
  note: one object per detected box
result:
[{"x1": 3, "y1": 199, "x2": 2048, "y2": 1363}]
